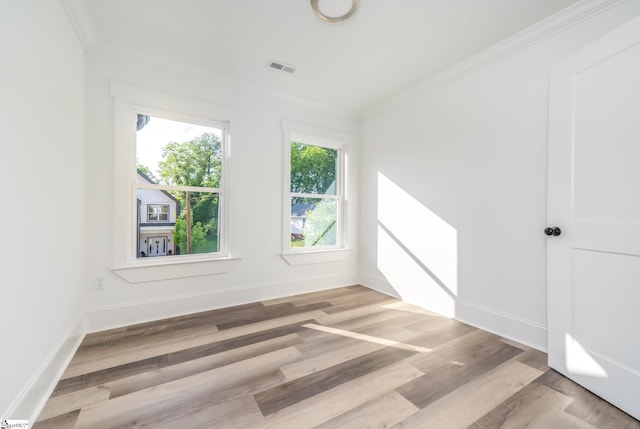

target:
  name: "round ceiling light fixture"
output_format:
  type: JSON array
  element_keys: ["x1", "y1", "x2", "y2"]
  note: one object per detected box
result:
[{"x1": 311, "y1": 0, "x2": 359, "y2": 22}]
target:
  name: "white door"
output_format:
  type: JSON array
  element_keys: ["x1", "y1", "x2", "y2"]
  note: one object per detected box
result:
[
  {"x1": 547, "y1": 15, "x2": 640, "y2": 420},
  {"x1": 148, "y1": 236, "x2": 167, "y2": 257}
]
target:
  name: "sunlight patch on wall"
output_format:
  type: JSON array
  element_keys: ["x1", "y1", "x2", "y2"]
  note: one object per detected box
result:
[{"x1": 377, "y1": 172, "x2": 458, "y2": 317}]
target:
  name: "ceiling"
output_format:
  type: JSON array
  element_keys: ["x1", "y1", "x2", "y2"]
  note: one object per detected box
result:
[{"x1": 67, "y1": 0, "x2": 580, "y2": 113}]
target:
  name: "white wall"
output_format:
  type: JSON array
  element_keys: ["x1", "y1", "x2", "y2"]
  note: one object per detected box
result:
[
  {"x1": 83, "y1": 53, "x2": 359, "y2": 331},
  {"x1": 359, "y1": 1, "x2": 640, "y2": 350},
  {"x1": 0, "y1": 0, "x2": 86, "y2": 419}
]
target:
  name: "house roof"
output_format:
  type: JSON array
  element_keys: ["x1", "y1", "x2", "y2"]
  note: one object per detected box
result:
[
  {"x1": 136, "y1": 169, "x2": 181, "y2": 213},
  {"x1": 291, "y1": 203, "x2": 315, "y2": 217}
]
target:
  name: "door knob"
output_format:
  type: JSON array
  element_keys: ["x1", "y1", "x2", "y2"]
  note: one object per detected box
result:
[{"x1": 544, "y1": 226, "x2": 561, "y2": 236}]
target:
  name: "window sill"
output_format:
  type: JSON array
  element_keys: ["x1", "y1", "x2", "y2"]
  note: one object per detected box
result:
[
  {"x1": 281, "y1": 249, "x2": 351, "y2": 266},
  {"x1": 112, "y1": 256, "x2": 240, "y2": 283}
]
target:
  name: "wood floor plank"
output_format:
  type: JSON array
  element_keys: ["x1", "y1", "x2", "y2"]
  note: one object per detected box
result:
[
  {"x1": 393, "y1": 360, "x2": 543, "y2": 429},
  {"x1": 72, "y1": 321, "x2": 218, "y2": 360},
  {"x1": 144, "y1": 395, "x2": 264, "y2": 429},
  {"x1": 280, "y1": 334, "x2": 385, "y2": 380},
  {"x1": 62, "y1": 309, "x2": 326, "y2": 378},
  {"x1": 338, "y1": 312, "x2": 421, "y2": 339},
  {"x1": 380, "y1": 300, "x2": 441, "y2": 315},
  {"x1": 32, "y1": 410, "x2": 80, "y2": 429},
  {"x1": 54, "y1": 320, "x2": 302, "y2": 398},
  {"x1": 255, "y1": 361, "x2": 425, "y2": 429},
  {"x1": 314, "y1": 390, "x2": 419, "y2": 429},
  {"x1": 213, "y1": 301, "x2": 332, "y2": 330},
  {"x1": 78, "y1": 308, "x2": 224, "y2": 348},
  {"x1": 165, "y1": 320, "x2": 309, "y2": 365},
  {"x1": 565, "y1": 394, "x2": 640, "y2": 429},
  {"x1": 403, "y1": 328, "x2": 503, "y2": 372},
  {"x1": 34, "y1": 286, "x2": 640, "y2": 429},
  {"x1": 317, "y1": 302, "x2": 410, "y2": 329},
  {"x1": 73, "y1": 347, "x2": 301, "y2": 429},
  {"x1": 106, "y1": 333, "x2": 303, "y2": 399},
  {"x1": 254, "y1": 346, "x2": 417, "y2": 416},
  {"x1": 320, "y1": 288, "x2": 397, "y2": 314},
  {"x1": 469, "y1": 382, "x2": 590, "y2": 429},
  {"x1": 108, "y1": 369, "x2": 284, "y2": 429},
  {"x1": 302, "y1": 323, "x2": 432, "y2": 353},
  {"x1": 52, "y1": 354, "x2": 169, "y2": 397},
  {"x1": 538, "y1": 370, "x2": 640, "y2": 429},
  {"x1": 403, "y1": 319, "x2": 478, "y2": 349},
  {"x1": 38, "y1": 386, "x2": 110, "y2": 421},
  {"x1": 516, "y1": 347, "x2": 550, "y2": 372},
  {"x1": 398, "y1": 340, "x2": 524, "y2": 409}
]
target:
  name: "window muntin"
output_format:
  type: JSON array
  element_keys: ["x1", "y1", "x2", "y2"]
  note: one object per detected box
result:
[
  {"x1": 288, "y1": 141, "x2": 342, "y2": 250},
  {"x1": 135, "y1": 115, "x2": 224, "y2": 259},
  {"x1": 147, "y1": 204, "x2": 170, "y2": 222}
]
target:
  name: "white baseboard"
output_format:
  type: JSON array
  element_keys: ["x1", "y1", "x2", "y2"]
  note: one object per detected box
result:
[
  {"x1": 3, "y1": 315, "x2": 85, "y2": 423},
  {"x1": 360, "y1": 273, "x2": 548, "y2": 352},
  {"x1": 359, "y1": 273, "x2": 401, "y2": 298},
  {"x1": 359, "y1": 272, "x2": 456, "y2": 317},
  {"x1": 85, "y1": 273, "x2": 359, "y2": 333},
  {"x1": 455, "y1": 300, "x2": 547, "y2": 352}
]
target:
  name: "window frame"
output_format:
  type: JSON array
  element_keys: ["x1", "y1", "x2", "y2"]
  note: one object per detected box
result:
[
  {"x1": 147, "y1": 204, "x2": 170, "y2": 222},
  {"x1": 110, "y1": 81, "x2": 239, "y2": 283},
  {"x1": 281, "y1": 120, "x2": 351, "y2": 264},
  {"x1": 133, "y1": 109, "x2": 227, "y2": 259}
]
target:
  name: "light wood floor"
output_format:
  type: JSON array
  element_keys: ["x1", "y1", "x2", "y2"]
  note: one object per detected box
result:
[{"x1": 34, "y1": 285, "x2": 639, "y2": 429}]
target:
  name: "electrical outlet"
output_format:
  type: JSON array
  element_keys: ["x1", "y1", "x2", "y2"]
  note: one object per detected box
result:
[{"x1": 94, "y1": 276, "x2": 105, "y2": 290}]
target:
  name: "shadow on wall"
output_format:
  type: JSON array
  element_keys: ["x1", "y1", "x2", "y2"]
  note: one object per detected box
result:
[{"x1": 376, "y1": 172, "x2": 458, "y2": 317}]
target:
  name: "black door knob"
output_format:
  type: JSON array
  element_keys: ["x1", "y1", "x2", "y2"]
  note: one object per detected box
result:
[{"x1": 544, "y1": 227, "x2": 561, "y2": 236}]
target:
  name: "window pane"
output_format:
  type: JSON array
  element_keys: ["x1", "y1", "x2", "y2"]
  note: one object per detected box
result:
[
  {"x1": 160, "y1": 205, "x2": 169, "y2": 221},
  {"x1": 290, "y1": 198, "x2": 337, "y2": 248},
  {"x1": 136, "y1": 115, "x2": 223, "y2": 188},
  {"x1": 290, "y1": 142, "x2": 337, "y2": 195},
  {"x1": 147, "y1": 204, "x2": 170, "y2": 222},
  {"x1": 136, "y1": 189, "x2": 219, "y2": 258}
]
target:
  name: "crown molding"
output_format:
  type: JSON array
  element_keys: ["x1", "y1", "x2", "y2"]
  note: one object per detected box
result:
[
  {"x1": 60, "y1": 0, "x2": 631, "y2": 120},
  {"x1": 94, "y1": 45, "x2": 359, "y2": 119},
  {"x1": 361, "y1": 0, "x2": 632, "y2": 119},
  {"x1": 60, "y1": 0, "x2": 358, "y2": 118},
  {"x1": 60, "y1": 0, "x2": 95, "y2": 49}
]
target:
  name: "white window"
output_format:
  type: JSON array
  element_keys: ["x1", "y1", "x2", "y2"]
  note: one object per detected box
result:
[
  {"x1": 289, "y1": 142, "x2": 341, "y2": 249},
  {"x1": 135, "y1": 114, "x2": 225, "y2": 259},
  {"x1": 147, "y1": 204, "x2": 169, "y2": 222},
  {"x1": 111, "y1": 82, "x2": 238, "y2": 282},
  {"x1": 282, "y1": 120, "x2": 349, "y2": 261}
]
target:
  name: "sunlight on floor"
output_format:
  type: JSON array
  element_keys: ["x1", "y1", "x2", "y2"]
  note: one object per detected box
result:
[{"x1": 303, "y1": 323, "x2": 433, "y2": 353}]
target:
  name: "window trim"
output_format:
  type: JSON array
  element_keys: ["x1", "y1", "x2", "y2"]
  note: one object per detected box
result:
[
  {"x1": 281, "y1": 120, "x2": 351, "y2": 264},
  {"x1": 147, "y1": 203, "x2": 170, "y2": 222},
  {"x1": 110, "y1": 81, "x2": 239, "y2": 282},
  {"x1": 133, "y1": 118, "x2": 226, "y2": 259}
]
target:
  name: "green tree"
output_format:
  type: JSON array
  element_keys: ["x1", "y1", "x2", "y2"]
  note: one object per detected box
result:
[
  {"x1": 290, "y1": 142, "x2": 337, "y2": 204},
  {"x1": 174, "y1": 216, "x2": 207, "y2": 252},
  {"x1": 136, "y1": 163, "x2": 158, "y2": 182},
  {"x1": 156, "y1": 132, "x2": 222, "y2": 254},
  {"x1": 158, "y1": 133, "x2": 221, "y2": 188}
]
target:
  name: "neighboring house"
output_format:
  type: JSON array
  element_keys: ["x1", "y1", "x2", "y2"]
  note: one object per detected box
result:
[
  {"x1": 136, "y1": 170, "x2": 181, "y2": 257},
  {"x1": 291, "y1": 202, "x2": 315, "y2": 239}
]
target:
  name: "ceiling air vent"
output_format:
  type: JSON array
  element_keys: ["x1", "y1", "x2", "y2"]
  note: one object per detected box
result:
[{"x1": 267, "y1": 60, "x2": 296, "y2": 74}]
